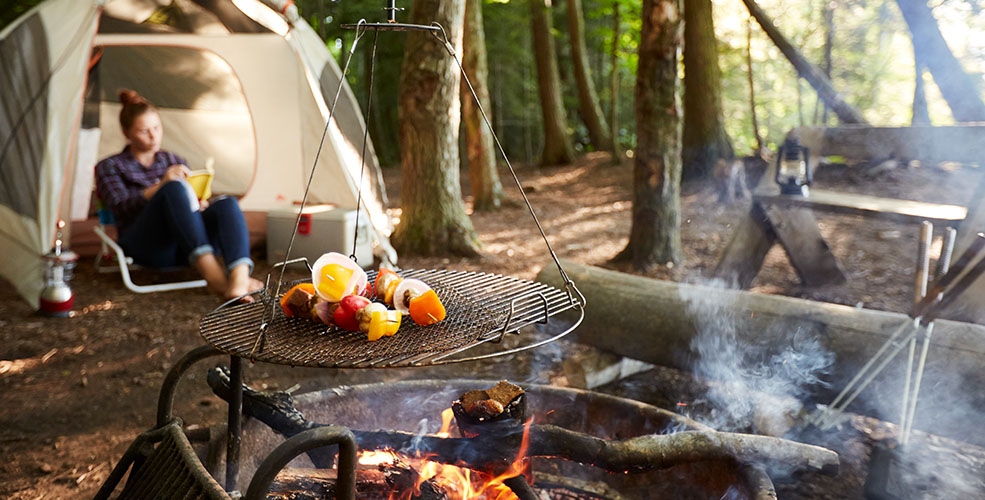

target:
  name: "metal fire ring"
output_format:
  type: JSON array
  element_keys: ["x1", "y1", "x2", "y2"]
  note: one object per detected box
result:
[{"x1": 200, "y1": 269, "x2": 584, "y2": 368}]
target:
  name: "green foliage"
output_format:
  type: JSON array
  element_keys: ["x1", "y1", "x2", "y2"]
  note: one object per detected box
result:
[
  {"x1": 293, "y1": 0, "x2": 985, "y2": 165},
  {"x1": 1, "y1": 0, "x2": 45, "y2": 31}
]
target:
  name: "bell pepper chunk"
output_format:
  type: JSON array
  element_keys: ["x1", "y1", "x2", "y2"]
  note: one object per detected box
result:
[
  {"x1": 409, "y1": 289, "x2": 446, "y2": 326},
  {"x1": 317, "y1": 264, "x2": 354, "y2": 302},
  {"x1": 367, "y1": 310, "x2": 401, "y2": 341}
]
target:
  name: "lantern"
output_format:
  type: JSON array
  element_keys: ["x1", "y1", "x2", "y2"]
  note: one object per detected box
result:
[
  {"x1": 775, "y1": 137, "x2": 812, "y2": 196},
  {"x1": 39, "y1": 220, "x2": 78, "y2": 317}
]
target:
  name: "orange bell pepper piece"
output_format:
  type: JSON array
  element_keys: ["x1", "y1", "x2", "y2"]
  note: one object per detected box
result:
[{"x1": 409, "y1": 289, "x2": 446, "y2": 326}]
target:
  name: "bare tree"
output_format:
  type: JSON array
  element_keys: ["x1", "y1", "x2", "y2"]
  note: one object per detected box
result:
[
  {"x1": 614, "y1": 0, "x2": 683, "y2": 270},
  {"x1": 462, "y1": 0, "x2": 507, "y2": 211},
  {"x1": 393, "y1": 0, "x2": 480, "y2": 256},
  {"x1": 566, "y1": 0, "x2": 613, "y2": 151},
  {"x1": 682, "y1": 0, "x2": 732, "y2": 181},
  {"x1": 529, "y1": 0, "x2": 575, "y2": 165},
  {"x1": 896, "y1": 0, "x2": 985, "y2": 122}
]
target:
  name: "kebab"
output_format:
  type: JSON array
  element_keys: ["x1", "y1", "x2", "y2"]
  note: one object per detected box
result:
[
  {"x1": 278, "y1": 253, "x2": 444, "y2": 341},
  {"x1": 373, "y1": 270, "x2": 447, "y2": 326}
]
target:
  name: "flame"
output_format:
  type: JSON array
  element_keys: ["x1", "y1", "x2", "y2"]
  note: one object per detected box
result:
[
  {"x1": 356, "y1": 408, "x2": 534, "y2": 500},
  {"x1": 358, "y1": 450, "x2": 400, "y2": 466}
]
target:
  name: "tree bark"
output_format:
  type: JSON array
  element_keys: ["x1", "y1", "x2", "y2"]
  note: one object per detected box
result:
[
  {"x1": 746, "y1": 18, "x2": 763, "y2": 153},
  {"x1": 911, "y1": 50, "x2": 930, "y2": 125},
  {"x1": 393, "y1": 0, "x2": 480, "y2": 256},
  {"x1": 609, "y1": 1, "x2": 622, "y2": 161},
  {"x1": 616, "y1": 0, "x2": 683, "y2": 270},
  {"x1": 462, "y1": 0, "x2": 507, "y2": 212},
  {"x1": 742, "y1": 0, "x2": 869, "y2": 125},
  {"x1": 529, "y1": 0, "x2": 575, "y2": 166},
  {"x1": 566, "y1": 0, "x2": 613, "y2": 151},
  {"x1": 681, "y1": 0, "x2": 733, "y2": 181},
  {"x1": 896, "y1": 0, "x2": 985, "y2": 122}
]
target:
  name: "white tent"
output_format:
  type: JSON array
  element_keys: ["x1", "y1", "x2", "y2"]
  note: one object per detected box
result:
[{"x1": 0, "y1": 0, "x2": 395, "y2": 308}]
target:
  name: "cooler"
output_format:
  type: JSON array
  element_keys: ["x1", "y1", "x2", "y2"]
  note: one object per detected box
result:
[{"x1": 266, "y1": 204, "x2": 373, "y2": 269}]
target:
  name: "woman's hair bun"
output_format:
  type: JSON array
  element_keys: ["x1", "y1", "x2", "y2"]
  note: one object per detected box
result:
[
  {"x1": 117, "y1": 89, "x2": 156, "y2": 131},
  {"x1": 118, "y1": 89, "x2": 148, "y2": 106}
]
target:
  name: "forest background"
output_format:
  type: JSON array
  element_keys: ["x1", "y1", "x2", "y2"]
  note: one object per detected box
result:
[{"x1": 289, "y1": 0, "x2": 985, "y2": 168}]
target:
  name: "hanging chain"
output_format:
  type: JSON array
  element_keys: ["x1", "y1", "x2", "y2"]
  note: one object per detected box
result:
[
  {"x1": 252, "y1": 20, "x2": 370, "y2": 359},
  {"x1": 429, "y1": 23, "x2": 585, "y2": 308},
  {"x1": 351, "y1": 29, "x2": 380, "y2": 263}
]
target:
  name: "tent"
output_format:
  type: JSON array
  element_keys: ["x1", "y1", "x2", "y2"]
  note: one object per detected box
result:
[{"x1": 0, "y1": 0, "x2": 395, "y2": 308}]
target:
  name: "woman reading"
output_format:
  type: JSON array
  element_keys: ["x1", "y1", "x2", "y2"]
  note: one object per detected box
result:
[{"x1": 96, "y1": 89, "x2": 262, "y2": 301}]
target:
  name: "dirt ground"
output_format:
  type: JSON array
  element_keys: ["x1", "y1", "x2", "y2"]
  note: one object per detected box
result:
[{"x1": 2, "y1": 152, "x2": 983, "y2": 499}]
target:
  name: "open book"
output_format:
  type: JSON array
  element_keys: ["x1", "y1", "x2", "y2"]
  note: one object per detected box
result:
[
  {"x1": 186, "y1": 157, "x2": 215, "y2": 201},
  {"x1": 181, "y1": 157, "x2": 215, "y2": 212}
]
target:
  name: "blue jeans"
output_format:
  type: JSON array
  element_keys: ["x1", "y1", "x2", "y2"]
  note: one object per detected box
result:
[{"x1": 119, "y1": 181, "x2": 253, "y2": 272}]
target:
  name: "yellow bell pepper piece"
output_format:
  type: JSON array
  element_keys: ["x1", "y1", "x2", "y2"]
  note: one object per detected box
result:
[
  {"x1": 368, "y1": 310, "x2": 401, "y2": 341},
  {"x1": 317, "y1": 264, "x2": 354, "y2": 302}
]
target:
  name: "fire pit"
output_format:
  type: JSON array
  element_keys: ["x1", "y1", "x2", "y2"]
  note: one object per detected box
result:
[{"x1": 209, "y1": 378, "x2": 835, "y2": 499}]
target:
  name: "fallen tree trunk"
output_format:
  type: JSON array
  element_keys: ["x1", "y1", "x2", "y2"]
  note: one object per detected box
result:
[
  {"x1": 741, "y1": 0, "x2": 868, "y2": 125},
  {"x1": 536, "y1": 260, "x2": 985, "y2": 443}
]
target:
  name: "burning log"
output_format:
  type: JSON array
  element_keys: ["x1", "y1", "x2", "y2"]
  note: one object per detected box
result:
[
  {"x1": 452, "y1": 380, "x2": 526, "y2": 437},
  {"x1": 207, "y1": 368, "x2": 838, "y2": 477},
  {"x1": 267, "y1": 464, "x2": 448, "y2": 500}
]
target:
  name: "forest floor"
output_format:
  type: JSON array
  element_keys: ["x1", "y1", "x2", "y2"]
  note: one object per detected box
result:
[{"x1": 2, "y1": 152, "x2": 984, "y2": 499}]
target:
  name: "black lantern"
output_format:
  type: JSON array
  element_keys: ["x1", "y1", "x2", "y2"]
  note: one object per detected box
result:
[{"x1": 775, "y1": 137, "x2": 812, "y2": 196}]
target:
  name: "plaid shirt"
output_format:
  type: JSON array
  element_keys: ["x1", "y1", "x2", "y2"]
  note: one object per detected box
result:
[{"x1": 95, "y1": 147, "x2": 186, "y2": 231}]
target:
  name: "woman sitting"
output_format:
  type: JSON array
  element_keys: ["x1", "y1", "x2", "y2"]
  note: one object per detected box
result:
[{"x1": 95, "y1": 89, "x2": 262, "y2": 301}]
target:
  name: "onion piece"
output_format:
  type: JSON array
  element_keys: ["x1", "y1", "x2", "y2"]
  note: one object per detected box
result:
[{"x1": 392, "y1": 278, "x2": 432, "y2": 315}]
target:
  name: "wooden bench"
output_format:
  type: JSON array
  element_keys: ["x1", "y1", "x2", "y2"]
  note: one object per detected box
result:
[{"x1": 756, "y1": 190, "x2": 967, "y2": 226}]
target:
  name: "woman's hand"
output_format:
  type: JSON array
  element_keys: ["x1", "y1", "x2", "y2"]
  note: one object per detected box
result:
[
  {"x1": 162, "y1": 164, "x2": 191, "y2": 182},
  {"x1": 143, "y1": 164, "x2": 191, "y2": 200}
]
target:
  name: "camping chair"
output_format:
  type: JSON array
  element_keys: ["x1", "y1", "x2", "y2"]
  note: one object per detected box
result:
[
  {"x1": 93, "y1": 199, "x2": 207, "y2": 293},
  {"x1": 93, "y1": 346, "x2": 357, "y2": 500}
]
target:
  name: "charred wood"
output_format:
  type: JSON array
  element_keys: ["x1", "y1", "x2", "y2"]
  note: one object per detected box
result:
[{"x1": 267, "y1": 466, "x2": 448, "y2": 500}]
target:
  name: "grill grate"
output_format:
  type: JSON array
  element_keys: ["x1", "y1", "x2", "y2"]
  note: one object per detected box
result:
[{"x1": 200, "y1": 269, "x2": 584, "y2": 368}]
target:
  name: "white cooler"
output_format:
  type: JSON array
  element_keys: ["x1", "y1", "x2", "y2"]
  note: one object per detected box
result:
[{"x1": 266, "y1": 204, "x2": 374, "y2": 269}]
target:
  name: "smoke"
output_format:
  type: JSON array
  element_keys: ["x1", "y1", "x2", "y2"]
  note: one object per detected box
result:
[{"x1": 679, "y1": 278, "x2": 834, "y2": 434}]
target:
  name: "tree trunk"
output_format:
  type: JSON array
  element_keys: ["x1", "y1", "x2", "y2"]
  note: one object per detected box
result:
[
  {"x1": 681, "y1": 0, "x2": 732, "y2": 181},
  {"x1": 462, "y1": 0, "x2": 507, "y2": 212},
  {"x1": 615, "y1": 0, "x2": 683, "y2": 269},
  {"x1": 742, "y1": 0, "x2": 869, "y2": 125},
  {"x1": 896, "y1": 0, "x2": 985, "y2": 122},
  {"x1": 746, "y1": 18, "x2": 763, "y2": 153},
  {"x1": 393, "y1": 0, "x2": 480, "y2": 257},
  {"x1": 566, "y1": 0, "x2": 613, "y2": 151},
  {"x1": 529, "y1": 0, "x2": 575, "y2": 166},
  {"x1": 911, "y1": 47, "x2": 930, "y2": 125},
  {"x1": 609, "y1": 1, "x2": 622, "y2": 162},
  {"x1": 819, "y1": 0, "x2": 833, "y2": 125}
]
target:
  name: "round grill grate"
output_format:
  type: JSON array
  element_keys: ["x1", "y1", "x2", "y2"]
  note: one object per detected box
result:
[{"x1": 200, "y1": 269, "x2": 582, "y2": 368}]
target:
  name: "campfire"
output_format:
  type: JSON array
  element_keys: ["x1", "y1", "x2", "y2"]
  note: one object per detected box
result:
[{"x1": 206, "y1": 374, "x2": 838, "y2": 499}]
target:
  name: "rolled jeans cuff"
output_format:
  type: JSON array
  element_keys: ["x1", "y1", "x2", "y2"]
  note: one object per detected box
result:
[
  {"x1": 188, "y1": 244, "x2": 215, "y2": 264},
  {"x1": 227, "y1": 257, "x2": 254, "y2": 274}
]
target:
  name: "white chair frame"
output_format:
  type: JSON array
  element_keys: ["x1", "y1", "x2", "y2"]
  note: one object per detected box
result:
[{"x1": 93, "y1": 225, "x2": 207, "y2": 293}]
